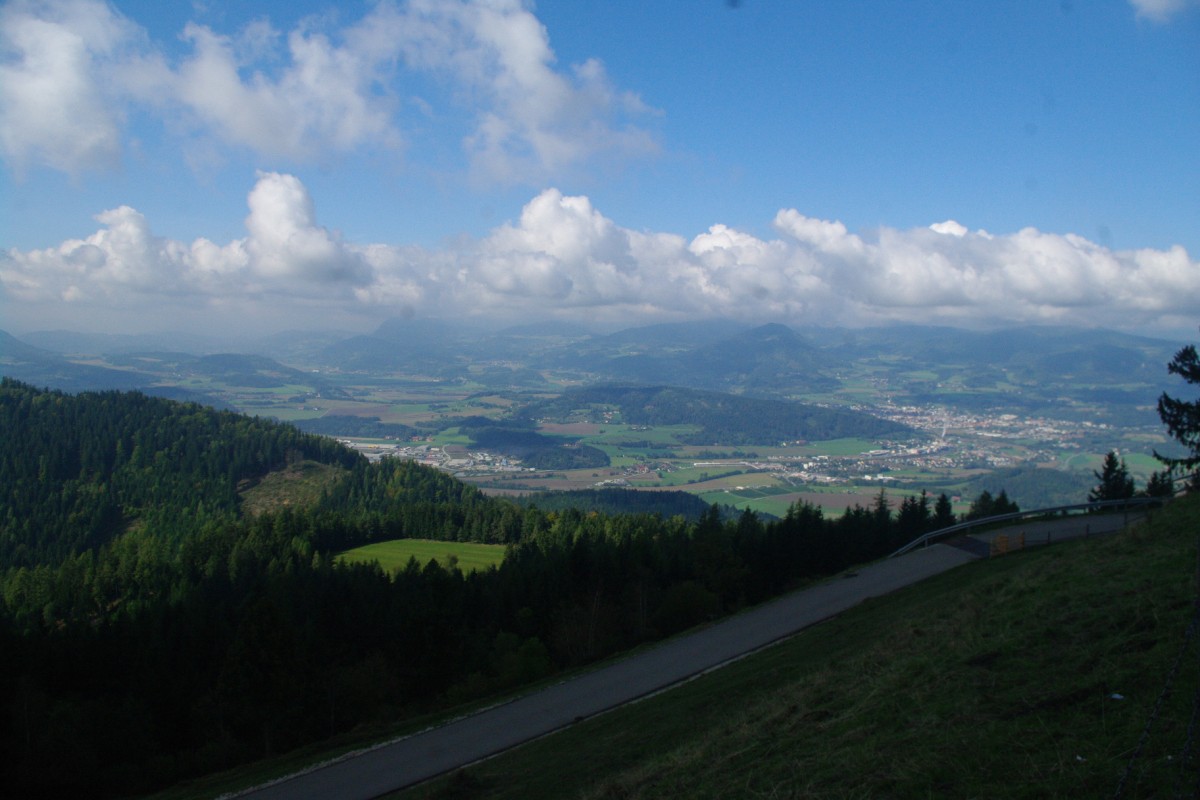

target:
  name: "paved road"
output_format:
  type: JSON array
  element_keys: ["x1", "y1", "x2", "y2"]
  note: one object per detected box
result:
[
  {"x1": 945, "y1": 511, "x2": 1139, "y2": 557},
  {"x1": 239, "y1": 513, "x2": 1138, "y2": 800}
]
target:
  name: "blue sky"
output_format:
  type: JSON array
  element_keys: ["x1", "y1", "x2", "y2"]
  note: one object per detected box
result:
[{"x1": 1, "y1": 0, "x2": 1197, "y2": 337}]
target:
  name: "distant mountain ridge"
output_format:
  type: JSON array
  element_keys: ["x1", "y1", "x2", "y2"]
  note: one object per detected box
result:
[
  {"x1": 0, "y1": 332, "x2": 343, "y2": 402},
  {"x1": 0, "y1": 328, "x2": 152, "y2": 391},
  {"x1": 3, "y1": 322, "x2": 1185, "y2": 423}
]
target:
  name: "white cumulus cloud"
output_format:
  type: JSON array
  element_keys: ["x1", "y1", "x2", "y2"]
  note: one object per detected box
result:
[
  {"x1": 2, "y1": 173, "x2": 1198, "y2": 336},
  {"x1": 242, "y1": 171, "x2": 372, "y2": 285},
  {"x1": 0, "y1": 0, "x2": 657, "y2": 181},
  {"x1": 0, "y1": 171, "x2": 369, "y2": 323},
  {"x1": 0, "y1": 0, "x2": 146, "y2": 173},
  {"x1": 169, "y1": 18, "x2": 400, "y2": 161},
  {"x1": 369, "y1": 0, "x2": 658, "y2": 182}
]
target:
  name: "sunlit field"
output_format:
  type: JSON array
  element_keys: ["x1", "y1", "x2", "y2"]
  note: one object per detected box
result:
[{"x1": 337, "y1": 539, "x2": 507, "y2": 574}]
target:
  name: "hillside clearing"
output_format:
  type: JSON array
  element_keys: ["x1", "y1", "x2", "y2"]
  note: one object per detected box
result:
[{"x1": 238, "y1": 460, "x2": 347, "y2": 516}]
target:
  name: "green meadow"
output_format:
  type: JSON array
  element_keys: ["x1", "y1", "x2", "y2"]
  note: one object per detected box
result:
[{"x1": 338, "y1": 539, "x2": 507, "y2": 574}]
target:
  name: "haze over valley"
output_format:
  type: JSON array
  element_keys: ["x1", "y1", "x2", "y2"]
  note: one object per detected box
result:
[{"x1": 1, "y1": 317, "x2": 1188, "y2": 514}]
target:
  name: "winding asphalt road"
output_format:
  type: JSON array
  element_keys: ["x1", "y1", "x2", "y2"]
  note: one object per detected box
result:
[{"x1": 238, "y1": 513, "x2": 1136, "y2": 800}]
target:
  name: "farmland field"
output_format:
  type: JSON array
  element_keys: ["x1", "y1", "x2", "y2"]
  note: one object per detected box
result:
[
  {"x1": 108, "y1": 341, "x2": 1173, "y2": 518},
  {"x1": 337, "y1": 539, "x2": 507, "y2": 574}
]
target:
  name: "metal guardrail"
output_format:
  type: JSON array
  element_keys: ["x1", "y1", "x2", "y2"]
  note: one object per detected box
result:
[{"x1": 888, "y1": 496, "x2": 1170, "y2": 559}]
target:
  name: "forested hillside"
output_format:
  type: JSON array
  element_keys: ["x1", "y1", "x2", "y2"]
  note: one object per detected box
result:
[
  {"x1": 519, "y1": 384, "x2": 909, "y2": 444},
  {"x1": 0, "y1": 379, "x2": 358, "y2": 568},
  {"x1": 465, "y1": 425, "x2": 611, "y2": 469},
  {"x1": 291, "y1": 414, "x2": 418, "y2": 439},
  {"x1": 515, "y1": 488, "x2": 718, "y2": 520},
  {"x1": 2, "y1": 382, "x2": 957, "y2": 798}
]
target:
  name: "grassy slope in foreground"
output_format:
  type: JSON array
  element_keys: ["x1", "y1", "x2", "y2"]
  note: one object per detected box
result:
[{"x1": 403, "y1": 495, "x2": 1200, "y2": 800}]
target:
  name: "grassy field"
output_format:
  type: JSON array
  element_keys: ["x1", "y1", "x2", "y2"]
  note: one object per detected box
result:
[
  {"x1": 398, "y1": 495, "x2": 1200, "y2": 799},
  {"x1": 337, "y1": 539, "x2": 507, "y2": 574},
  {"x1": 698, "y1": 485, "x2": 946, "y2": 518},
  {"x1": 586, "y1": 425, "x2": 701, "y2": 446},
  {"x1": 261, "y1": 407, "x2": 324, "y2": 422},
  {"x1": 796, "y1": 437, "x2": 877, "y2": 456},
  {"x1": 697, "y1": 490, "x2": 796, "y2": 518}
]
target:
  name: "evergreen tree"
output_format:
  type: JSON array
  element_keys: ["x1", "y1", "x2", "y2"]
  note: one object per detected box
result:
[
  {"x1": 896, "y1": 491, "x2": 931, "y2": 539},
  {"x1": 932, "y1": 493, "x2": 956, "y2": 529},
  {"x1": 993, "y1": 490, "x2": 1019, "y2": 515},
  {"x1": 1156, "y1": 337, "x2": 1200, "y2": 477},
  {"x1": 965, "y1": 490, "x2": 995, "y2": 521},
  {"x1": 1144, "y1": 470, "x2": 1175, "y2": 498},
  {"x1": 965, "y1": 489, "x2": 1019, "y2": 521},
  {"x1": 1089, "y1": 450, "x2": 1135, "y2": 502}
]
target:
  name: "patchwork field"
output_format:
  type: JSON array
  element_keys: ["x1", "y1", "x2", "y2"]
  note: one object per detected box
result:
[{"x1": 143, "y1": 359, "x2": 1171, "y2": 516}]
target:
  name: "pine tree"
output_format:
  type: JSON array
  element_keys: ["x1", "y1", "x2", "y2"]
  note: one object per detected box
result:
[
  {"x1": 1089, "y1": 450, "x2": 1135, "y2": 502},
  {"x1": 1144, "y1": 470, "x2": 1175, "y2": 498},
  {"x1": 1156, "y1": 338, "x2": 1200, "y2": 477},
  {"x1": 897, "y1": 491, "x2": 931, "y2": 538},
  {"x1": 933, "y1": 493, "x2": 956, "y2": 528},
  {"x1": 965, "y1": 489, "x2": 1019, "y2": 520}
]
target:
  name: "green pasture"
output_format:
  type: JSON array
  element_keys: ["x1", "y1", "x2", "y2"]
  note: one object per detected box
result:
[
  {"x1": 1123, "y1": 451, "x2": 1169, "y2": 478},
  {"x1": 600, "y1": 453, "x2": 646, "y2": 469},
  {"x1": 628, "y1": 466, "x2": 754, "y2": 488},
  {"x1": 698, "y1": 490, "x2": 795, "y2": 518},
  {"x1": 388, "y1": 402, "x2": 439, "y2": 416},
  {"x1": 432, "y1": 430, "x2": 474, "y2": 446},
  {"x1": 797, "y1": 438, "x2": 877, "y2": 456},
  {"x1": 264, "y1": 384, "x2": 315, "y2": 395},
  {"x1": 1056, "y1": 450, "x2": 1098, "y2": 472},
  {"x1": 698, "y1": 482, "x2": 930, "y2": 518},
  {"x1": 265, "y1": 407, "x2": 324, "y2": 422},
  {"x1": 1057, "y1": 449, "x2": 1167, "y2": 483},
  {"x1": 832, "y1": 385, "x2": 880, "y2": 404},
  {"x1": 584, "y1": 424, "x2": 700, "y2": 445},
  {"x1": 337, "y1": 539, "x2": 507, "y2": 574}
]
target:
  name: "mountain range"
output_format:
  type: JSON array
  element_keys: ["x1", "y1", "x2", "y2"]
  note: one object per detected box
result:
[{"x1": 1, "y1": 320, "x2": 1186, "y2": 425}]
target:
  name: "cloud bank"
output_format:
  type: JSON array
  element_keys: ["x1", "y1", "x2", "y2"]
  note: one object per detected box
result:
[
  {"x1": 0, "y1": 0, "x2": 655, "y2": 180},
  {"x1": 2, "y1": 172, "x2": 1196, "y2": 336}
]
